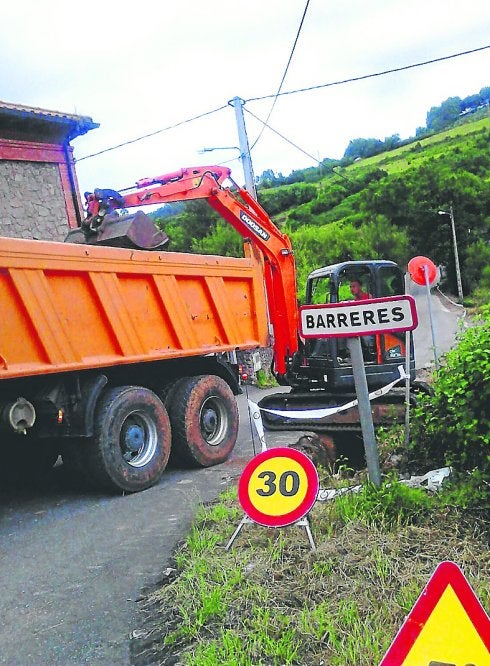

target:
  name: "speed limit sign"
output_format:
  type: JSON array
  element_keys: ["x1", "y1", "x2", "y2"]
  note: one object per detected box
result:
[{"x1": 238, "y1": 447, "x2": 319, "y2": 527}]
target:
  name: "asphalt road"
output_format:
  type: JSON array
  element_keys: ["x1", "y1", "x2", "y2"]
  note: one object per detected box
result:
[
  {"x1": 0, "y1": 386, "x2": 295, "y2": 666},
  {"x1": 407, "y1": 280, "x2": 466, "y2": 369},
  {"x1": 0, "y1": 285, "x2": 465, "y2": 665}
]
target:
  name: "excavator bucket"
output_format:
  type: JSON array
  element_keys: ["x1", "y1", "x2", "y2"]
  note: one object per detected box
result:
[{"x1": 65, "y1": 211, "x2": 169, "y2": 251}]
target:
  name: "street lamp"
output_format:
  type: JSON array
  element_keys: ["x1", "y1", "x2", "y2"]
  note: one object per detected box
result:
[
  {"x1": 199, "y1": 146, "x2": 241, "y2": 154},
  {"x1": 438, "y1": 203, "x2": 464, "y2": 302}
]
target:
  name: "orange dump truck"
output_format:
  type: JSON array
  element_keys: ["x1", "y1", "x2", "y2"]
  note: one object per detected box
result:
[{"x1": 0, "y1": 166, "x2": 299, "y2": 492}]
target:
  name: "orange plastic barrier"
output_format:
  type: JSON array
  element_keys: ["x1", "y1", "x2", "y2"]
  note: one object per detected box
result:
[{"x1": 0, "y1": 237, "x2": 269, "y2": 379}]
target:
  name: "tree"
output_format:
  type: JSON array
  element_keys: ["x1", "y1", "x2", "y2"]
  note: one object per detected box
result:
[
  {"x1": 479, "y1": 86, "x2": 490, "y2": 106},
  {"x1": 343, "y1": 137, "x2": 384, "y2": 160},
  {"x1": 290, "y1": 218, "x2": 409, "y2": 298},
  {"x1": 426, "y1": 96, "x2": 461, "y2": 131},
  {"x1": 257, "y1": 169, "x2": 280, "y2": 189},
  {"x1": 156, "y1": 199, "x2": 220, "y2": 252},
  {"x1": 383, "y1": 134, "x2": 400, "y2": 151},
  {"x1": 191, "y1": 220, "x2": 243, "y2": 257},
  {"x1": 464, "y1": 240, "x2": 490, "y2": 291},
  {"x1": 460, "y1": 94, "x2": 481, "y2": 113}
]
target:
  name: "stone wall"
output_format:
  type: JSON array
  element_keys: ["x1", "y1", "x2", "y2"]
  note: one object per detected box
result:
[{"x1": 0, "y1": 161, "x2": 69, "y2": 241}]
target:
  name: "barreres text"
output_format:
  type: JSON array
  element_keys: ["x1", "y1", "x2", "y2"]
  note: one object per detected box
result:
[{"x1": 299, "y1": 296, "x2": 417, "y2": 338}]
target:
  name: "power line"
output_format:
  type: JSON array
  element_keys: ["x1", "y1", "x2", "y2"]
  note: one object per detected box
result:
[
  {"x1": 74, "y1": 43, "x2": 489, "y2": 164},
  {"x1": 250, "y1": 0, "x2": 310, "y2": 151},
  {"x1": 245, "y1": 107, "x2": 322, "y2": 165},
  {"x1": 245, "y1": 45, "x2": 490, "y2": 103},
  {"x1": 75, "y1": 104, "x2": 228, "y2": 162}
]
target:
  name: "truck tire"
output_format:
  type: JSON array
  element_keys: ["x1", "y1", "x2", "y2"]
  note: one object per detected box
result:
[
  {"x1": 166, "y1": 375, "x2": 238, "y2": 467},
  {"x1": 0, "y1": 434, "x2": 59, "y2": 487},
  {"x1": 85, "y1": 386, "x2": 171, "y2": 493}
]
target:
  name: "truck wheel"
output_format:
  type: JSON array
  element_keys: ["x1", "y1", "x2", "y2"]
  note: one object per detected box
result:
[
  {"x1": 86, "y1": 386, "x2": 171, "y2": 493},
  {"x1": 166, "y1": 375, "x2": 238, "y2": 467}
]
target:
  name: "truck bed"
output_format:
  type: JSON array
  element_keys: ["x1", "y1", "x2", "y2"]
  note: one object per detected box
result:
[{"x1": 0, "y1": 237, "x2": 269, "y2": 380}]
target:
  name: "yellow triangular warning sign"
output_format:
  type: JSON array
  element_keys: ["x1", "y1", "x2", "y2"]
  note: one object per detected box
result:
[{"x1": 380, "y1": 561, "x2": 490, "y2": 665}]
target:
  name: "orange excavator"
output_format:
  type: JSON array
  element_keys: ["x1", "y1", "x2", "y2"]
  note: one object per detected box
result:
[
  {"x1": 76, "y1": 166, "x2": 416, "y2": 429},
  {"x1": 0, "y1": 166, "x2": 415, "y2": 492},
  {"x1": 71, "y1": 165, "x2": 300, "y2": 380}
]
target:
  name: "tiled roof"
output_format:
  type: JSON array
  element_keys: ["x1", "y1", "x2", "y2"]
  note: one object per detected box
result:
[{"x1": 0, "y1": 100, "x2": 99, "y2": 141}]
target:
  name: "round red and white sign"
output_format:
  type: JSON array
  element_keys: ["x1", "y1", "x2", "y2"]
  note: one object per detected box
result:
[
  {"x1": 238, "y1": 447, "x2": 319, "y2": 527},
  {"x1": 408, "y1": 255, "x2": 438, "y2": 286}
]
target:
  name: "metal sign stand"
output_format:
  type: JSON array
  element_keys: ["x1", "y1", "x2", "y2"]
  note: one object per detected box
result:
[
  {"x1": 423, "y1": 264, "x2": 439, "y2": 370},
  {"x1": 404, "y1": 329, "x2": 411, "y2": 449},
  {"x1": 225, "y1": 514, "x2": 316, "y2": 552},
  {"x1": 226, "y1": 403, "x2": 317, "y2": 552},
  {"x1": 407, "y1": 256, "x2": 438, "y2": 370}
]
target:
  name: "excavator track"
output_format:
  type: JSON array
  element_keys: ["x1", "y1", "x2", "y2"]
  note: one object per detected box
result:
[{"x1": 257, "y1": 385, "x2": 427, "y2": 433}]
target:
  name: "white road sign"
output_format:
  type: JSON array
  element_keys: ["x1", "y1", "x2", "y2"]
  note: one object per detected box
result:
[{"x1": 300, "y1": 295, "x2": 418, "y2": 338}]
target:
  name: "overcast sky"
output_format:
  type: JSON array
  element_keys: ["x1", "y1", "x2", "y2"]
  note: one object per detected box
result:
[{"x1": 1, "y1": 1, "x2": 489, "y2": 196}]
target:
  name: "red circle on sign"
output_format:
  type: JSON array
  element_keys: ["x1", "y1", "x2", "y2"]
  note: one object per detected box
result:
[
  {"x1": 408, "y1": 256, "x2": 437, "y2": 286},
  {"x1": 238, "y1": 447, "x2": 319, "y2": 527}
]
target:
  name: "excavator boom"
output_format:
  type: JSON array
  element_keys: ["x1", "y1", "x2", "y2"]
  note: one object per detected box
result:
[{"x1": 84, "y1": 166, "x2": 299, "y2": 377}]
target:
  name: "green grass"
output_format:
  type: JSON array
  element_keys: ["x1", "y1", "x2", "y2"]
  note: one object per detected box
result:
[
  {"x1": 331, "y1": 478, "x2": 433, "y2": 528},
  {"x1": 255, "y1": 368, "x2": 279, "y2": 389},
  {"x1": 135, "y1": 478, "x2": 490, "y2": 666},
  {"x1": 346, "y1": 115, "x2": 490, "y2": 176}
]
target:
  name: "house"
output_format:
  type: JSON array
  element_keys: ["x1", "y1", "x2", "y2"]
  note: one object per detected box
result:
[{"x1": 0, "y1": 100, "x2": 98, "y2": 241}]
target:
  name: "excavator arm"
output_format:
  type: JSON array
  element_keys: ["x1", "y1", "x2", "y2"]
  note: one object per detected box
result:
[{"x1": 84, "y1": 166, "x2": 299, "y2": 377}]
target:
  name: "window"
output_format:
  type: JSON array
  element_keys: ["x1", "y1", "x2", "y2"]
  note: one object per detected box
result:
[
  {"x1": 378, "y1": 267, "x2": 404, "y2": 297},
  {"x1": 308, "y1": 276, "x2": 331, "y2": 305},
  {"x1": 338, "y1": 267, "x2": 371, "y2": 301}
]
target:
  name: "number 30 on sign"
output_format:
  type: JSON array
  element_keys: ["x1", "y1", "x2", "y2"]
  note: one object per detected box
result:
[{"x1": 238, "y1": 447, "x2": 319, "y2": 527}]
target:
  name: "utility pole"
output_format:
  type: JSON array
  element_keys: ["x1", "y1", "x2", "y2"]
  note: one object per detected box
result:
[
  {"x1": 230, "y1": 97, "x2": 257, "y2": 200},
  {"x1": 449, "y1": 203, "x2": 464, "y2": 303},
  {"x1": 438, "y1": 203, "x2": 464, "y2": 302}
]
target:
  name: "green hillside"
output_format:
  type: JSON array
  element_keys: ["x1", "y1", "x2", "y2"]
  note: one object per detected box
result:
[
  {"x1": 345, "y1": 116, "x2": 490, "y2": 175},
  {"x1": 155, "y1": 113, "x2": 490, "y2": 302},
  {"x1": 260, "y1": 114, "x2": 490, "y2": 299}
]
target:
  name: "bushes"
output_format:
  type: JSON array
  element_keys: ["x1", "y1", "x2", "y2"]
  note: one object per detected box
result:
[
  {"x1": 411, "y1": 307, "x2": 490, "y2": 483},
  {"x1": 290, "y1": 217, "x2": 409, "y2": 298},
  {"x1": 464, "y1": 240, "x2": 490, "y2": 291},
  {"x1": 257, "y1": 182, "x2": 317, "y2": 217}
]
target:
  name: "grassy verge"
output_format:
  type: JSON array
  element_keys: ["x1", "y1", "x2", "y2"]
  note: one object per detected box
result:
[{"x1": 132, "y1": 471, "x2": 489, "y2": 666}]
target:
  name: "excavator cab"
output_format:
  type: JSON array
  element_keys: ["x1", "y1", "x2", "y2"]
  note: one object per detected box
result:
[{"x1": 292, "y1": 260, "x2": 415, "y2": 391}]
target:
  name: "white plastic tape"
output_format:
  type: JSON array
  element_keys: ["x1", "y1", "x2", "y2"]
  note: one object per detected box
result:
[
  {"x1": 258, "y1": 365, "x2": 407, "y2": 420},
  {"x1": 248, "y1": 399, "x2": 268, "y2": 452}
]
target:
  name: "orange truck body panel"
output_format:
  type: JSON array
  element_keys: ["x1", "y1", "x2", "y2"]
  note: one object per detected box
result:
[{"x1": 0, "y1": 236, "x2": 270, "y2": 380}]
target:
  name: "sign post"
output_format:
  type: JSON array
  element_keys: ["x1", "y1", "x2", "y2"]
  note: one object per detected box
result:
[
  {"x1": 300, "y1": 295, "x2": 418, "y2": 488},
  {"x1": 347, "y1": 336, "x2": 381, "y2": 487},
  {"x1": 408, "y1": 256, "x2": 439, "y2": 369}
]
